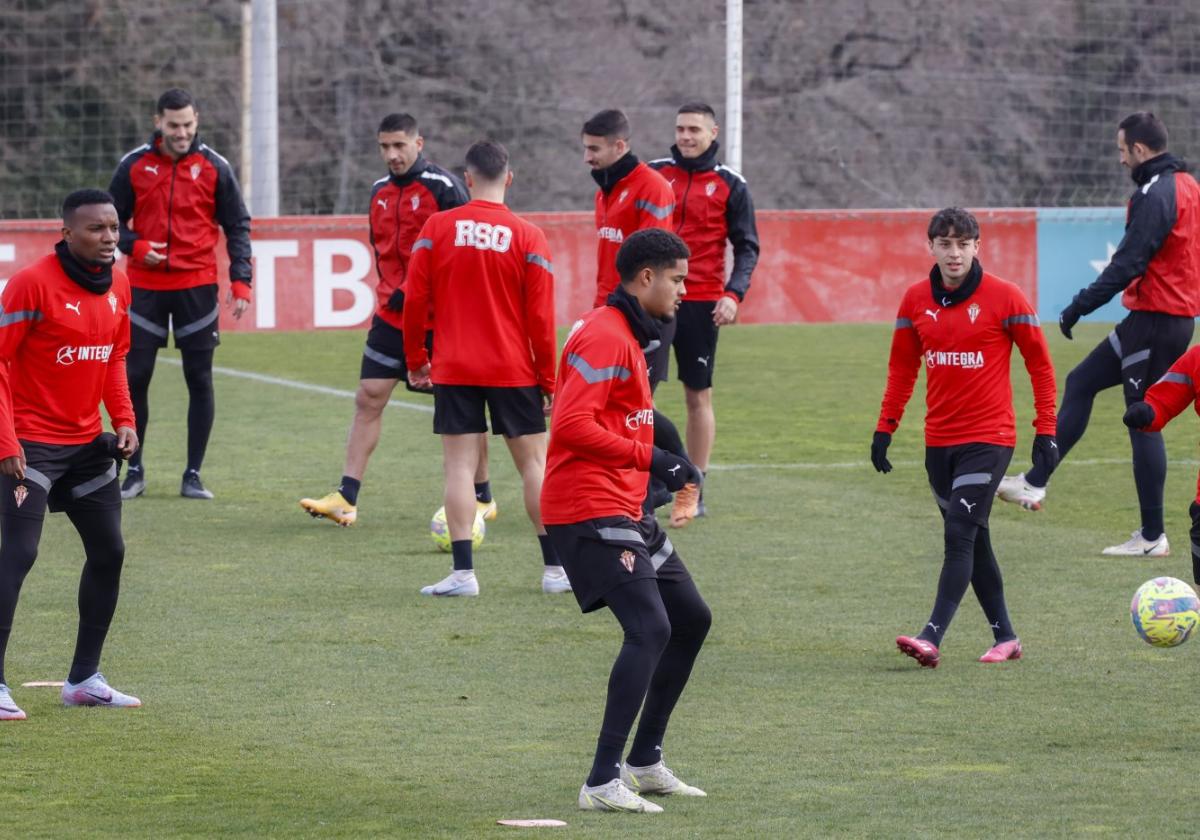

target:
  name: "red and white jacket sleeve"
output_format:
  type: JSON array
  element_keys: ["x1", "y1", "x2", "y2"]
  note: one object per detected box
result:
[
  {"x1": 524, "y1": 229, "x2": 557, "y2": 394},
  {"x1": 102, "y1": 288, "x2": 135, "y2": 431},
  {"x1": 875, "y1": 297, "x2": 922, "y2": 436},
  {"x1": 1006, "y1": 294, "x2": 1058, "y2": 435},
  {"x1": 0, "y1": 276, "x2": 39, "y2": 459},
  {"x1": 403, "y1": 221, "x2": 435, "y2": 371}
]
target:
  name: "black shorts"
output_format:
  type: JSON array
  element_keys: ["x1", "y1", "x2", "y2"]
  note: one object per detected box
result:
[
  {"x1": 432, "y1": 384, "x2": 546, "y2": 437},
  {"x1": 924, "y1": 443, "x2": 1013, "y2": 527},
  {"x1": 646, "y1": 318, "x2": 674, "y2": 387},
  {"x1": 360, "y1": 315, "x2": 434, "y2": 394},
  {"x1": 129, "y1": 285, "x2": 220, "y2": 351},
  {"x1": 0, "y1": 436, "x2": 121, "y2": 521},
  {"x1": 1107, "y1": 311, "x2": 1195, "y2": 404},
  {"x1": 546, "y1": 512, "x2": 693, "y2": 613},
  {"x1": 672, "y1": 300, "x2": 720, "y2": 390}
]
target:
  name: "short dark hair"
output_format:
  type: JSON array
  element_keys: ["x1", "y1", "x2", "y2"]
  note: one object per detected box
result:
[
  {"x1": 616, "y1": 229, "x2": 690, "y2": 284},
  {"x1": 465, "y1": 141, "x2": 509, "y2": 181},
  {"x1": 62, "y1": 189, "x2": 115, "y2": 223},
  {"x1": 677, "y1": 102, "x2": 717, "y2": 120},
  {"x1": 1119, "y1": 111, "x2": 1168, "y2": 153},
  {"x1": 378, "y1": 112, "x2": 418, "y2": 135},
  {"x1": 582, "y1": 109, "x2": 630, "y2": 140},
  {"x1": 157, "y1": 88, "x2": 195, "y2": 113},
  {"x1": 927, "y1": 207, "x2": 980, "y2": 240}
]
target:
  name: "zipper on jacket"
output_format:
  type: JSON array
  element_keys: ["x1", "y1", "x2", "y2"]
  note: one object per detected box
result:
[
  {"x1": 165, "y1": 159, "x2": 178, "y2": 272},
  {"x1": 677, "y1": 170, "x2": 693, "y2": 232}
]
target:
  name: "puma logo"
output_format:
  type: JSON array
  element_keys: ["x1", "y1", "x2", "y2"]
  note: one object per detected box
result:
[
  {"x1": 698, "y1": 356, "x2": 710, "y2": 367},
  {"x1": 924, "y1": 308, "x2": 939, "y2": 322},
  {"x1": 926, "y1": 622, "x2": 941, "y2": 633},
  {"x1": 959, "y1": 498, "x2": 977, "y2": 513},
  {"x1": 144, "y1": 164, "x2": 159, "y2": 175},
  {"x1": 668, "y1": 464, "x2": 681, "y2": 476},
  {"x1": 377, "y1": 198, "x2": 388, "y2": 210},
  {"x1": 65, "y1": 301, "x2": 81, "y2": 316},
  {"x1": 1129, "y1": 377, "x2": 1142, "y2": 390}
]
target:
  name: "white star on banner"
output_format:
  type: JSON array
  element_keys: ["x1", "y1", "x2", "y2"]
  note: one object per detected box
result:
[{"x1": 1090, "y1": 242, "x2": 1117, "y2": 275}]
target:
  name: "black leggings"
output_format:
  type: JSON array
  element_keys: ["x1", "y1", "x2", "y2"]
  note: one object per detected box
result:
[
  {"x1": 587, "y1": 575, "x2": 711, "y2": 786},
  {"x1": 0, "y1": 506, "x2": 125, "y2": 685},
  {"x1": 127, "y1": 347, "x2": 215, "y2": 473}
]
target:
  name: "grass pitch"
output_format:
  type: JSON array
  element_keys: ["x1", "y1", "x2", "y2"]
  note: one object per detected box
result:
[{"x1": 1, "y1": 321, "x2": 1195, "y2": 837}]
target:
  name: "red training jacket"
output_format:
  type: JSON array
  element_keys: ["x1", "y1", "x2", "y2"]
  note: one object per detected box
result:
[
  {"x1": 0, "y1": 252, "x2": 134, "y2": 459},
  {"x1": 592, "y1": 158, "x2": 674, "y2": 307},
  {"x1": 368, "y1": 157, "x2": 468, "y2": 331},
  {"x1": 109, "y1": 132, "x2": 252, "y2": 291},
  {"x1": 403, "y1": 199, "x2": 556, "y2": 392},
  {"x1": 1138, "y1": 345, "x2": 1200, "y2": 502},
  {"x1": 541, "y1": 305, "x2": 657, "y2": 524},
  {"x1": 877, "y1": 271, "x2": 1057, "y2": 447}
]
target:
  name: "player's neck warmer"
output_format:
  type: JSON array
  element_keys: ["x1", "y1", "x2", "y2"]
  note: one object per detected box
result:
[
  {"x1": 390, "y1": 155, "x2": 428, "y2": 186},
  {"x1": 606, "y1": 285, "x2": 662, "y2": 350},
  {"x1": 55, "y1": 240, "x2": 113, "y2": 295},
  {"x1": 670, "y1": 140, "x2": 720, "y2": 172},
  {"x1": 928, "y1": 257, "x2": 981, "y2": 307},
  {"x1": 1131, "y1": 152, "x2": 1186, "y2": 187},
  {"x1": 592, "y1": 152, "x2": 640, "y2": 194}
]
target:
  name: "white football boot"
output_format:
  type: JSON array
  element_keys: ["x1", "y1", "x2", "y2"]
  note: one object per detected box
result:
[
  {"x1": 622, "y1": 760, "x2": 707, "y2": 797},
  {"x1": 578, "y1": 778, "x2": 663, "y2": 813},
  {"x1": 1101, "y1": 530, "x2": 1170, "y2": 557},
  {"x1": 541, "y1": 566, "x2": 572, "y2": 594},
  {"x1": 419, "y1": 570, "x2": 480, "y2": 597},
  {"x1": 0, "y1": 684, "x2": 27, "y2": 721},
  {"x1": 995, "y1": 473, "x2": 1046, "y2": 511},
  {"x1": 62, "y1": 673, "x2": 141, "y2": 708}
]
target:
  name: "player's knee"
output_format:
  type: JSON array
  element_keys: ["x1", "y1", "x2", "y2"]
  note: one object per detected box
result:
[
  {"x1": 683, "y1": 386, "x2": 711, "y2": 411},
  {"x1": 126, "y1": 353, "x2": 156, "y2": 390},
  {"x1": 1063, "y1": 365, "x2": 1096, "y2": 399},
  {"x1": 627, "y1": 608, "x2": 672, "y2": 655},
  {"x1": 86, "y1": 538, "x2": 125, "y2": 573},
  {"x1": 355, "y1": 381, "x2": 392, "y2": 414},
  {"x1": 675, "y1": 598, "x2": 712, "y2": 644}
]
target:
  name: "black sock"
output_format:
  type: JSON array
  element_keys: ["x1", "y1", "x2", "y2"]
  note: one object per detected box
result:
[
  {"x1": 538, "y1": 534, "x2": 559, "y2": 567},
  {"x1": 65, "y1": 507, "x2": 124, "y2": 685},
  {"x1": 970, "y1": 528, "x2": 1016, "y2": 643},
  {"x1": 474, "y1": 481, "x2": 492, "y2": 504},
  {"x1": 182, "y1": 350, "x2": 215, "y2": 474},
  {"x1": 1131, "y1": 430, "x2": 1167, "y2": 541},
  {"x1": 917, "y1": 517, "x2": 978, "y2": 646},
  {"x1": 339, "y1": 476, "x2": 361, "y2": 506},
  {"x1": 451, "y1": 540, "x2": 473, "y2": 572}
]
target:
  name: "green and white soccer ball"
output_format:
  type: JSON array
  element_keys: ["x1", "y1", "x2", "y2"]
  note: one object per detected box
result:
[
  {"x1": 1131, "y1": 576, "x2": 1200, "y2": 648},
  {"x1": 430, "y1": 506, "x2": 485, "y2": 553}
]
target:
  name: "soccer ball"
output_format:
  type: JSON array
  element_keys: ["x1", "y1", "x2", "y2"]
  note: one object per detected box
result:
[
  {"x1": 1130, "y1": 576, "x2": 1200, "y2": 648},
  {"x1": 430, "y1": 506, "x2": 485, "y2": 553}
]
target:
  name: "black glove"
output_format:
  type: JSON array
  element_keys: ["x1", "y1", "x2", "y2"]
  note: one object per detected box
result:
[
  {"x1": 1058, "y1": 304, "x2": 1081, "y2": 340},
  {"x1": 385, "y1": 289, "x2": 405, "y2": 312},
  {"x1": 1030, "y1": 434, "x2": 1058, "y2": 475},
  {"x1": 1123, "y1": 401, "x2": 1156, "y2": 430},
  {"x1": 870, "y1": 431, "x2": 892, "y2": 474},
  {"x1": 649, "y1": 447, "x2": 701, "y2": 492},
  {"x1": 94, "y1": 432, "x2": 126, "y2": 461}
]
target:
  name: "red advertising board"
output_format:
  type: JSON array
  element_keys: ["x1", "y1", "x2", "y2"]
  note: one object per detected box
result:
[{"x1": 0, "y1": 209, "x2": 1036, "y2": 330}]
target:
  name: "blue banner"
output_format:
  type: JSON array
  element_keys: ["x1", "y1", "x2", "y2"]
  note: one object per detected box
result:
[{"x1": 1036, "y1": 207, "x2": 1127, "y2": 324}]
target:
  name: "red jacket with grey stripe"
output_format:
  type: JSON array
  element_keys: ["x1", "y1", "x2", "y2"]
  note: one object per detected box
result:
[
  {"x1": 1137, "y1": 345, "x2": 1200, "y2": 501},
  {"x1": 541, "y1": 305, "x2": 656, "y2": 524},
  {"x1": 109, "y1": 132, "x2": 252, "y2": 291},
  {"x1": 877, "y1": 266, "x2": 1057, "y2": 447},
  {"x1": 591, "y1": 155, "x2": 675, "y2": 307}
]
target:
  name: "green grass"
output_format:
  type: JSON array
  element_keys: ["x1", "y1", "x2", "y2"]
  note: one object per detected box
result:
[{"x1": 2, "y1": 321, "x2": 1196, "y2": 837}]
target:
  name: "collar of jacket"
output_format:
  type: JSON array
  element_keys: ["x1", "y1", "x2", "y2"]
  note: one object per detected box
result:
[
  {"x1": 669, "y1": 140, "x2": 721, "y2": 173},
  {"x1": 150, "y1": 130, "x2": 202, "y2": 159},
  {"x1": 390, "y1": 155, "x2": 430, "y2": 187},
  {"x1": 592, "y1": 152, "x2": 640, "y2": 195},
  {"x1": 1132, "y1": 152, "x2": 1187, "y2": 186},
  {"x1": 928, "y1": 258, "x2": 982, "y2": 307},
  {"x1": 606, "y1": 283, "x2": 663, "y2": 351},
  {"x1": 55, "y1": 240, "x2": 113, "y2": 295}
]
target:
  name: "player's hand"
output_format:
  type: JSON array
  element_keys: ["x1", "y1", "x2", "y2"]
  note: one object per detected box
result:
[
  {"x1": 1058, "y1": 304, "x2": 1081, "y2": 340},
  {"x1": 227, "y1": 280, "x2": 251, "y2": 320},
  {"x1": 385, "y1": 290, "x2": 405, "y2": 312},
  {"x1": 143, "y1": 241, "x2": 168, "y2": 266},
  {"x1": 408, "y1": 363, "x2": 432, "y2": 392},
  {"x1": 713, "y1": 296, "x2": 739, "y2": 326},
  {"x1": 0, "y1": 449, "x2": 25, "y2": 480},
  {"x1": 1031, "y1": 434, "x2": 1059, "y2": 474},
  {"x1": 870, "y1": 431, "x2": 893, "y2": 474},
  {"x1": 115, "y1": 426, "x2": 139, "y2": 459},
  {"x1": 1123, "y1": 402, "x2": 1156, "y2": 430},
  {"x1": 541, "y1": 389, "x2": 554, "y2": 417},
  {"x1": 650, "y1": 447, "x2": 701, "y2": 492}
]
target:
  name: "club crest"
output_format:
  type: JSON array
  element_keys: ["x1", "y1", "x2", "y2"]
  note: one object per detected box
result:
[
  {"x1": 619, "y1": 189, "x2": 629, "y2": 203},
  {"x1": 107, "y1": 292, "x2": 118, "y2": 314},
  {"x1": 968, "y1": 303, "x2": 980, "y2": 324},
  {"x1": 705, "y1": 181, "x2": 717, "y2": 197},
  {"x1": 619, "y1": 550, "x2": 636, "y2": 573},
  {"x1": 190, "y1": 163, "x2": 202, "y2": 180},
  {"x1": 13, "y1": 485, "x2": 27, "y2": 508},
  {"x1": 411, "y1": 195, "x2": 420, "y2": 211}
]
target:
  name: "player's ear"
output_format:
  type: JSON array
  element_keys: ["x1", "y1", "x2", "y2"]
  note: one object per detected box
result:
[{"x1": 505, "y1": 170, "x2": 514, "y2": 189}]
